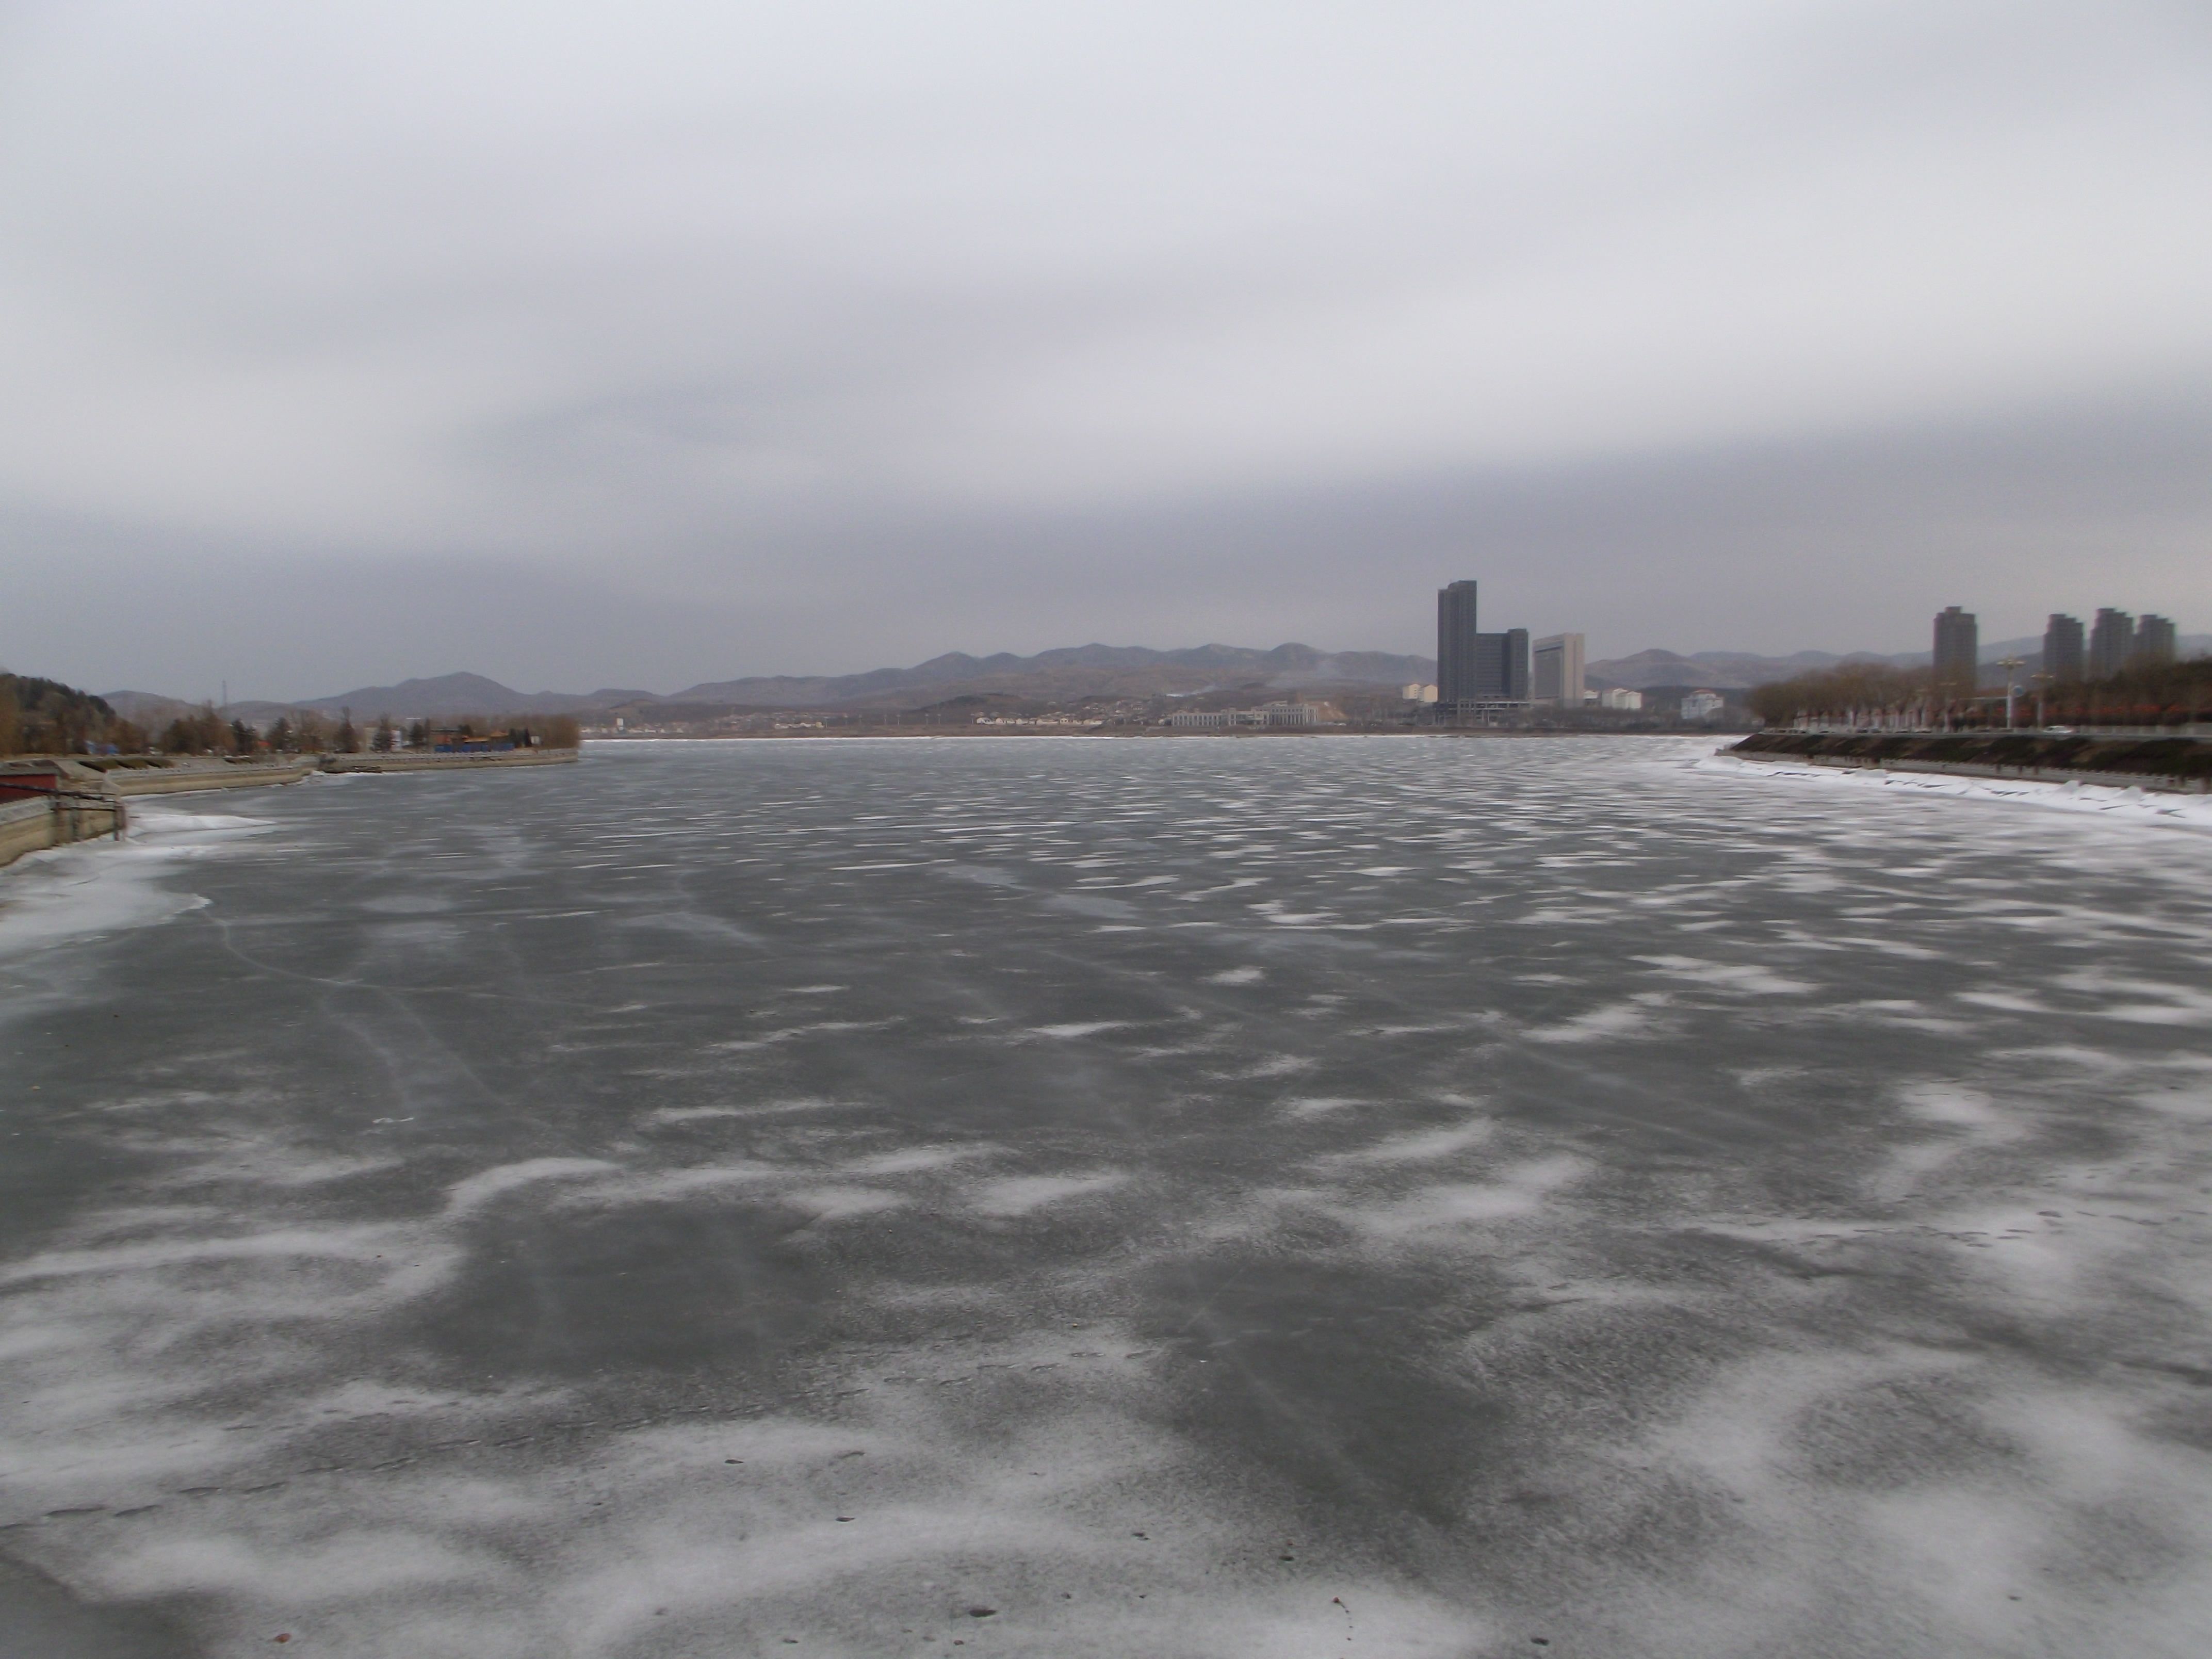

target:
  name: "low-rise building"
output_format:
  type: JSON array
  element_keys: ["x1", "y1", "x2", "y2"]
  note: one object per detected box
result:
[
  {"x1": 1166, "y1": 700, "x2": 1339, "y2": 730},
  {"x1": 1598, "y1": 687, "x2": 1643, "y2": 711},
  {"x1": 1679, "y1": 690, "x2": 1725, "y2": 721}
]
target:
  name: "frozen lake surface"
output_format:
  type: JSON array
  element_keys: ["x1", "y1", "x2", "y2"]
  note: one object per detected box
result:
[{"x1": 3, "y1": 735, "x2": 2210, "y2": 1657}]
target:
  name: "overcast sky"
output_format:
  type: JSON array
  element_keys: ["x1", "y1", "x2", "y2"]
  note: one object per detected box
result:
[{"x1": 4, "y1": 2, "x2": 2209, "y2": 700}]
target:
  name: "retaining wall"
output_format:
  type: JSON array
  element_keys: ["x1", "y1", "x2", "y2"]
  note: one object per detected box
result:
[
  {"x1": 322, "y1": 749, "x2": 579, "y2": 773},
  {"x1": 104, "y1": 761, "x2": 318, "y2": 795},
  {"x1": 0, "y1": 794, "x2": 126, "y2": 872}
]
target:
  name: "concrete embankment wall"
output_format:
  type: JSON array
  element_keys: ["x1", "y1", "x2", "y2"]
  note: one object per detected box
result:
[
  {"x1": 3, "y1": 757, "x2": 311, "y2": 871},
  {"x1": 0, "y1": 795, "x2": 126, "y2": 872},
  {"x1": 0, "y1": 799, "x2": 52, "y2": 869},
  {"x1": 2, "y1": 747, "x2": 579, "y2": 873},
  {"x1": 104, "y1": 761, "x2": 319, "y2": 795},
  {"x1": 323, "y1": 749, "x2": 579, "y2": 773}
]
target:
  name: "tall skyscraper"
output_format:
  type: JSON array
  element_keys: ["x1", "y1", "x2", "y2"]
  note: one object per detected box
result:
[
  {"x1": 2133, "y1": 614, "x2": 2177, "y2": 668},
  {"x1": 2090, "y1": 608, "x2": 2134, "y2": 678},
  {"x1": 1437, "y1": 581, "x2": 1483, "y2": 705},
  {"x1": 2042, "y1": 613, "x2": 2085, "y2": 681},
  {"x1": 1532, "y1": 634, "x2": 1585, "y2": 705},
  {"x1": 1932, "y1": 606, "x2": 1978, "y2": 695},
  {"x1": 1472, "y1": 629, "x2": 1530, "y2": 701},
  {"x1": 1437, "y1": 581, "x2": 1530, "y2": 704}
]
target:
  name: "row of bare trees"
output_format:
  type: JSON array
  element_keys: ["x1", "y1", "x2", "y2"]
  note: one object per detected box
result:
[
  {"x1": 4, "y1": 677, "x2": 584, "y2": 757},
  {"x1": 1747, "y1": 656, "x2": 2212, "y2": 729},
  {"x1": 147, "y1": 710, "x2": 581, "y2": 756},
  {"x1": 151, "y1": 707, "x2": 359, "y2": 755}
]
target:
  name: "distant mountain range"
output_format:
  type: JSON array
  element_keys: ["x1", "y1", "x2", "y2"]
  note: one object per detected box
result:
[
  {"x1": 658, "y1": 643, "x2": 1433, "y2": 713},
  {"x1": 94, "y1": 632, "x2": 2209, "y2": 720},
  {"x1": 104, "y1": 645, "x2": 1437, "y2": 721},
  {"x1": 97, "y1": 674, "x2": 653, "y2": 727}
]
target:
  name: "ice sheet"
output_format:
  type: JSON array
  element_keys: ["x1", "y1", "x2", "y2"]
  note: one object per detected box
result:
[{"x1": 4, "y1": 736, "x2": 2211, "y2": 1656}]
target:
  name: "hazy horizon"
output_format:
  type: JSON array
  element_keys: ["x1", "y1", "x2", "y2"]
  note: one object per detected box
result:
[
  {"x1": 5, "y1": 3, "x2": 2210, "y2": 702},
  {"x1": 63, "y1": 624, "x2": 2200, "y2": 713}
]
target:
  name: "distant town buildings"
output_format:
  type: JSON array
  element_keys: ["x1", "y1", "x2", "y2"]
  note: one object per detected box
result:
[
  {"x1": 2043, "y1": 613, "x2": 2085, "y2": 681},
  {"x1": 1597, "y1": 687, "x2": 1643, "y2": 711},
  {"x1": 1532, "y1": 633, "x2": 1586, "y2": 706},
  {"x1": 1928, "y1": 602, "x2": 2188, "y2": 697},
  {"x1": 1932, "y1": 606, "x2": 1978, "y2": 694},
  {"x1": 1401, "y1": 682, "x2": 1439, "y2": 703},
  {"x1": 1679, "y1": 691, "x2": 1725, "y2": 722}
]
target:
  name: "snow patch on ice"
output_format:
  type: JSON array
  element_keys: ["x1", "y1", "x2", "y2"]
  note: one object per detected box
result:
[
  {"x1": 1525, "y1": 1003, "x2": 1652, "y2": 1044},
  {"x1": 969, "y1": 1172, "x2": 1130, "y2": 1215}
]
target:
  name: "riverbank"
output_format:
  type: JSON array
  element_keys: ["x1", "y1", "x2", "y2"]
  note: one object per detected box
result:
[
  {"x1": 1728, "y1": 729, "x2": 2212, "y2": 792},
  {"x1": 99, "y1": 757, "x2": 321, "y2": 794},
  {"x1": 1703, "y1": 745, "x2": 2212, "y2": 834},
  {"x1": 587, "y1": 725, "x2": 1736, "y2": 741},
  {"x1": 323, "y1": 747, "x2": 579, "y2": 772},
  {"x1": 0, "y1": 793, "x2": 124, "y2": 869},
  {"x1": 0, "y1": 749, "x2": 578, "y2": 872}
]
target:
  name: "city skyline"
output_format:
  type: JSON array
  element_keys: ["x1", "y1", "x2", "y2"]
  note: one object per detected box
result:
[{"x1": 21, "y1": 596, "x2": 2202, "y2": 714}]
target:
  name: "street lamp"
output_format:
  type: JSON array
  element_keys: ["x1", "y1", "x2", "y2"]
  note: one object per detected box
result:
[{"x1": 1997, "y1": 656, "x2": 2024, "y2": 730}]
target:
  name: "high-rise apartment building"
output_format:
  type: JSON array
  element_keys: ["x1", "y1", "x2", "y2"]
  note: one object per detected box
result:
[
  {"x1": 2042, "y1": 613, "x2": 2085, "y2": 681},
  {"x1": 1532, "y1": 634, "x2": 1585, "y2": 706},
  {"x1": 1472, "y1": 629, "x2": 1531, "y2": 702},
  {"x1": 2133, "y1": 614, "x2": 2177, "y2": 668},
  {"x1": 1436, "y1": 582, "x2": 1529, "y2": 704},
  {"x1": 1436, "y1": 581, "x2": 1484, "y2": 705},
  {"x1": 1932, "y1": 606, "x2": 1978, "y2": 695},
  {"x1": 2089, "y1": 609, "x2": 2134, "y2": 679}
]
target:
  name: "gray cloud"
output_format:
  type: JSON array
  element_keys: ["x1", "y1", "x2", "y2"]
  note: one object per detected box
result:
[{"x1": 3, "y1": 2, "x2": 2209, "y2": 697}]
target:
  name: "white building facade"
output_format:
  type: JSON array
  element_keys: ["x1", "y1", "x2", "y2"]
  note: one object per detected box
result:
[{"x1": 1531, "y1": 634, "x2": 1585, "y2": 706}]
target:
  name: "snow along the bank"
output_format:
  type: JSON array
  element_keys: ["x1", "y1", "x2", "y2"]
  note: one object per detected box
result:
[{"x1": 1688, "y1": 745, "x2": 2212, "y2": 835}]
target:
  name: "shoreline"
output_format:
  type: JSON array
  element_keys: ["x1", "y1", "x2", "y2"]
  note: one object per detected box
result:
[
  {"x1": 582, "y1": 726, "x2": 1742, "y2": 742},
  {"x1": 323, "y1": 747, "x2": 580, "y2": 772},
  {"x1": 0, "y1": 748, "x2": 578, "y2": 872},
  {"x1": 1701, "y1": 748, "x2": 2212, "y2": 832},
  {"x1": 1727, "y1": 730, "x2": 2211, "y2": 793}
]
